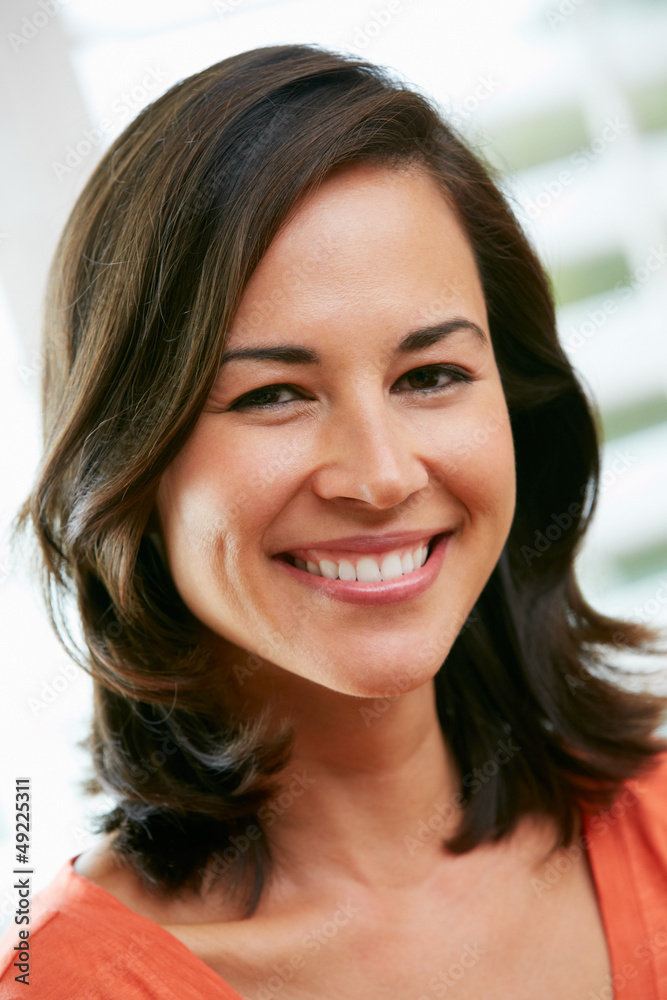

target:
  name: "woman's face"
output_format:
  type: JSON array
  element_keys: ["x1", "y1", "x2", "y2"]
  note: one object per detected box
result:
[{"x1": 156, "y1": 163, "x2": 516, "y2": 699}]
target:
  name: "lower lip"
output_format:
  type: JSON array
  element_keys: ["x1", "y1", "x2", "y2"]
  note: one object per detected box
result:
[{"x1": 272, "y1": 533, "x2": 452, "y2": 606}]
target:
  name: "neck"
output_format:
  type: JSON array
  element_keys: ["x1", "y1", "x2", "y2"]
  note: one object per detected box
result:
[{"x1": 219, "y1": 655, "x2": 462, "y2": 898}]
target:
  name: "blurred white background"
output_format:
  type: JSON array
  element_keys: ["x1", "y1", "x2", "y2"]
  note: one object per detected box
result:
[{"x1": 1, "y1": 0, "x2": 666, "y2": 932}]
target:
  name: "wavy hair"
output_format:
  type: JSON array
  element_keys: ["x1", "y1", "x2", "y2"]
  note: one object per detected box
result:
[{"x1": 17, "y1": 42, "x2": 667, "y2": 917}]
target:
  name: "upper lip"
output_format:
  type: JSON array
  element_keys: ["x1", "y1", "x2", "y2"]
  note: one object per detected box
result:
[{"x1": 274, "y1": 529, "x2": 452, "y2": 555}]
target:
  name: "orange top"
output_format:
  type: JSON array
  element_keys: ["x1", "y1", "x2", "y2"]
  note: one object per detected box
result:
[{"x1": 2, "y1": 754, "x2": 666, "y2": 999}]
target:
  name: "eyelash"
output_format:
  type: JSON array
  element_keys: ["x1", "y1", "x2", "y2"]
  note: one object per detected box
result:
[{"x1": 228, "y1": 364, "x2": 476, "y2": 411}]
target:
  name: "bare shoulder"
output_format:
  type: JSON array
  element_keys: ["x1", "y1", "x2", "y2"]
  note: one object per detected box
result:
[
  {"x1": 72, "y1": 817, "x2": 613, "y2": 1000},
  {"x1": 73, "y1": 833, "x2": 243, "y2": 925}
]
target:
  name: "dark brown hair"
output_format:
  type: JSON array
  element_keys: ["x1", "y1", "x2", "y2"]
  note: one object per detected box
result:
[{"x1": 17, "y1": 42, "x2": 667, "y2": 916}]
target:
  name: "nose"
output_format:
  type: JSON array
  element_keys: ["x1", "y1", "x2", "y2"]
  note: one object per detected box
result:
[{"x1": 309, "y1": 392, "x2": 431, "y2": 510}]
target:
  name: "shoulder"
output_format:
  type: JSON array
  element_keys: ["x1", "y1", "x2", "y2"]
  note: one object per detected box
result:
[
  {"x1": 595, "y1": 750, "x2": 667, "y2": 835},
  {"x1": 582, "y1": 751, "x2": 667, "y2": 927},
  {"x1": 0, "y1": 856, "x2": 185, "y2": 1000},
  {"x1": 580, "y1": 752, "x2": 667, "y2": 993},
  {"x1": 583, "y1": 750, "x2": 667, "y2": 851},
  {"x1": 628, "y1": 748, "x2": 667, "y2": 809}
]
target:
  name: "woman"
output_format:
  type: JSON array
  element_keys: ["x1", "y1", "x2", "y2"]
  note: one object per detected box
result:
[{"x1": 2, "y1": 42, "x2": 666, "y2": 999}]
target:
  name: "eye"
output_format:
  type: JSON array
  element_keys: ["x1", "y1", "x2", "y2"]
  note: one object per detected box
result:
[
  {"x1": 228, "y1": 384, "x2": 303, "y2": 411},
  {"x1": 227, "y1": 364, "x2": 475, "y2": 412},
  {"x1": 392, "y1": 364, "x2": 475, "y2": 396}
]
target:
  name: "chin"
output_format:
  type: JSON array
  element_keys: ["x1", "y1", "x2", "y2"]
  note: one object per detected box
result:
[{"x1": 314, "y1": 644, "x2": 448, "y2": 701}]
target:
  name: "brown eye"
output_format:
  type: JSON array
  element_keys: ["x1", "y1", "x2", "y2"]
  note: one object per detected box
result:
[
  {"x1": 392, "y1": 364, "x2": 475, "y2": 395},
  {"x1": 229, "y1": 384, "x2": 303, "y2": 411}
]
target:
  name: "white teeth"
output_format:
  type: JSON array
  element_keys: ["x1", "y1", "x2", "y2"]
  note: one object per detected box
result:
[
  {"x1": 291, "y1": 540, "x2": 433, "y2": 582},
  {"x1": 401, "y1": 551, "x2": 415, "y2": 574},
  {"x1": 319, "y1": 559, "x2": 338, "y2": 579},
  {"x1": 338, "y1": 559, "x2": 356, "y2": 581},
  {"x1": 380, "y1": 553, "x2": 404, "y2": 580},
  {"x1": 356, "y1": 557, "x2": 382, "y2": 582}
]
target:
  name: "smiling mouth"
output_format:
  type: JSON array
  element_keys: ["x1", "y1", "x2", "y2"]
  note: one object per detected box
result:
[{"x1": 274, "y1": 533, "x2": 447, "y2": 583}]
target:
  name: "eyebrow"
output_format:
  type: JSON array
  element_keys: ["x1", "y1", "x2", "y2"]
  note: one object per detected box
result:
[{"x1": 219, "y1": 318, "x2": 488, "y2": 366}]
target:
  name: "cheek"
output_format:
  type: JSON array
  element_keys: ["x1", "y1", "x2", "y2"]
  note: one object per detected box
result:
[
  {"x1": 428, "y1": 397, "x2": 516, "y2": 521},
  {"x1": 156, "y1": 424, "x2": 299, "y2": 562},
  {"x1": 156, "y1": 434, "x2": 233, "y2": 579}
]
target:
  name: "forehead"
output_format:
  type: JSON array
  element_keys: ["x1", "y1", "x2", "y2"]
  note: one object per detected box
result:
[{"x1": 228, "y1": 163, "x2": 487, "y2": 346}]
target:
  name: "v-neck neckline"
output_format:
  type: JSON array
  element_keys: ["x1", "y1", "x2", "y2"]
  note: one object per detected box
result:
[{"x1": 58, "y1": 795, "x2": 642, "y2": 1000}]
